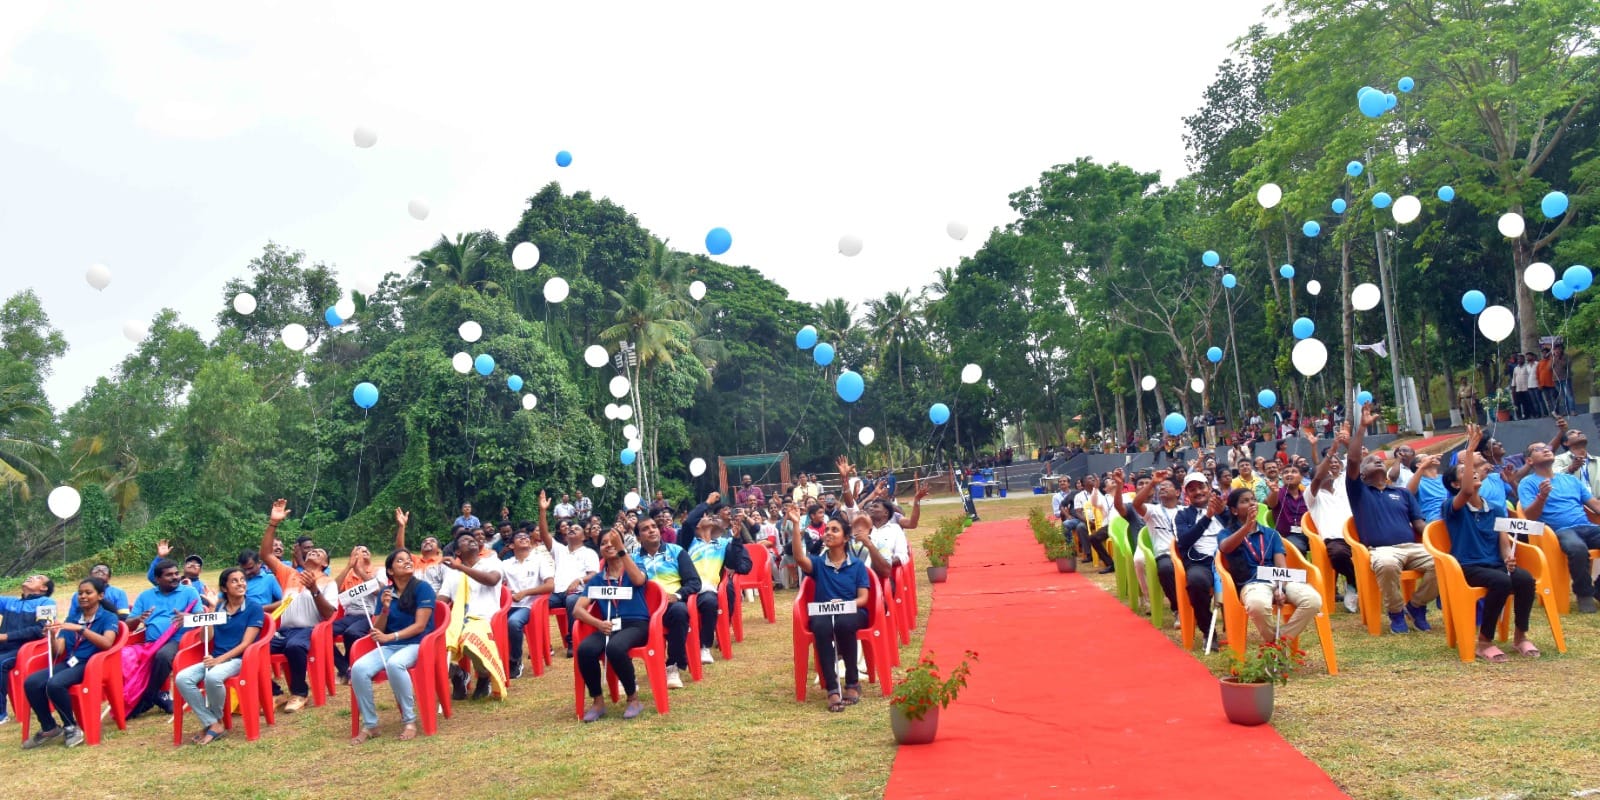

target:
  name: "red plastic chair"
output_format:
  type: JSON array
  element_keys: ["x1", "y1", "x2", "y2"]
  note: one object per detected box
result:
[
  {"x1": 271, "y1": 607, "x2": 339, "y2": 706},
  {"x1": 548, "y1": 599, "x2": 571, "y2": 658},
  {"x1": 902, "y1": 548, "x2": 920, "y2": 629},
  {"x1": 685, "y1": 589, "x2": 734, "y2": 674},
  {"x1": 453, "y1": 585, "x2": 512, "y2": 682},
  {"x1": 173, "y1": 615, "x2": 278, "y2": 744},
  {"x1": 520, "y1": 594, "x2": 551, "y2": 678},
  {"x1": 791, "y1": 572, "x2": 894, "y2": 702},
  {"x1": 346, "y1": 598, "x2": 450, "y2": 737},
  {"x1": 890, "y1": 561, "x2": 914, "y2": 646},
  {"x1": 12, "y1": 622, "x2": 130, "y2": 745},
  {"x1": 731, "y1": 541, "x2": 779, "y2": 640},
  {"x1": 570, "y1": 581, "x2": 670, "y2": 719}
]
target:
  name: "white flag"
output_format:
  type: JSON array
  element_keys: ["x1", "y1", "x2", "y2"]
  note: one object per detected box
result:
[{"x1": 1355, "y1": 340, "x2": 1388, "y2": 358}]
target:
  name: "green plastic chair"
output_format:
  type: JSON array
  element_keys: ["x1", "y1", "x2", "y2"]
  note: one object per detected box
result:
[
  {"x1": 1108, "y1": 515, "x2": 1135, "y2": 608},
  {"x1": 1256, "y1": 500, "x2": 1275, "y2": 531},
  {"x1": 1138, "y1": 528, "x2": 1166, "y2": 629}
]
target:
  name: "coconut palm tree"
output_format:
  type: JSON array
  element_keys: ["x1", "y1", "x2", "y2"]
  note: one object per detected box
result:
[
  {"x1": 410, "y1": 232, "x2": 502, "y2": 297},
  {"x1": 0, "y1": 382, "x2": 52, "y2": 500},
  {"x1": 602, "y1": 278, "x2": 695, "y2": 496},
  {"x1": 863, "y1": 289, "x2": 925, "y2": 389}
]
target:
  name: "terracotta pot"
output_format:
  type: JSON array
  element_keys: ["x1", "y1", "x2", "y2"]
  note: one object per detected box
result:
[
  {"x1": 1386, "y1": 424, "x2": 1400, "y2": 434},
  {"x1": 1497, "y1": 409, "x2": 1512, "y2": 422},
  {"x1": 1055, "y1": 557, "x2": 1078, "y2": 573},
  {"x1": 890, "y1": 704, "x2": 940, "y2": 744},
  {"x1": 926, "y1": 566, "x2": 949, "y2": 584},
  {"x1": 1219, "y1": 678, "x2": 1275, "y2": 726}
]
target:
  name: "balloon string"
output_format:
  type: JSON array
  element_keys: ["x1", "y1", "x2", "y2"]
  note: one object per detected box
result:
[
  {"x1": 752, "y1": 361, "x2": 822, "y2": 488},
  {"x1": 349, "y1": 409, "x2": 369, "y2": 517}
]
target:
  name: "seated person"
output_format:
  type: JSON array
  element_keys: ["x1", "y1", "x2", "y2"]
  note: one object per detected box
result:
[
  {"x1": 261, "y1": 499, "x2": 338, "y2": 712},
  {"x1": 236, "y1": 550, "x2": 283, "y2": 614},
  {"x1": 1445, "y1": 425, "x2": 1539, "y2": 660},
  {"x1": 631, "y1": 514, "x2": 700, "y2": 688},
  {"x1": 1305, "y1": 425, "x2": 1360, "y2": 612},
  {"x1": 685, "y1": 516, "x2": 748, "y2": 665},
  {"x1": 1517, "y1": 440, "x2": 1600, "y2": 614},
  {"x1": 437, "y1": 531, "x2": 506, "y2": 700},
  {"x1": 1406, "y1": 453, "x2": 1447, "y2": 524},
  {"x1": 350, "y1": 549, "x2": 437, "y2": 744},
  {"x1": 1218, "y1": 489, "x2": 1322, "y2": 643},
  {"x1": 393, "y1": 511, "x2": 443, "y2": 579},
  {"x1": 1267, "y1": 464, "x2": 1311, "y2": 556},
  {"x1": 174, "y1": 567, "x2": 264, "y2": 745},
  {"x1": 85, "y1": 564, "x2": 129, "y2": 619},
  {"x1": 574, "y1": 531, "x2": 650, "y2": 722},
  {"x1": 1174, "y1": 472, "x2": 1226, "y2": 643},
  {"x1": 147, "y1": 540, "x2": 205, "y2": 587},
  {"x1": 333, "y1": 543, "x2": 385, "y2": 684},
  {"x1": 1347, "y1": 405, "x2": 1438, "y2": 632},
  {"x1": 540, "y1": 494, "x2": 600, "y2": 657},
  {"x1": 21, "y1": 578, "x2": 119, "y2": 749},
  {"x1": 787, "y1": 507, "x2": 870, "y2": 712},
  {"x1": 1056, "y1": 478, "x2": 1087, "y2": 547},
  {"x1": 0, "y1": 575, "x2": 57, "y2": 725},
  {"x1": 1118, "y1": 470, "x2": 1182, "y2": 615},
  {"x1": 502, "y1": 518, "x2": 554, "y2": 678},
  {"x1": 127, "y1": 558, "x2": 206, "y2": 718}
]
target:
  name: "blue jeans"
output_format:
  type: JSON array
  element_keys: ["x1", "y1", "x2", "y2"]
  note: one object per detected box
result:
[
  {"x1": 351, "y1": 643, "x2": 421, "y2": 729},
  {"x1": 175, "y1": 658, "x2": 244, "y2": 728},
  {"x1": 1063, "y1": 519, "x2": 1087, "y2": 557},
  {"x1": 1557, "y1": 379, "x2": 1578, "y2": 415},
  {"x1": 1554, "y1": 525, "x2": 1600, "y2": 599},
  {"x1": 506, "y1": 607, "x2": 531, "y2": 665}
]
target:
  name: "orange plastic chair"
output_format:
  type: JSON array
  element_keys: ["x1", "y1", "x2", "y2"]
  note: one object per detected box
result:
[
  {"x1": 344, "y1": 597, "x2": 451, "y2": 736},
  {"x1": 1214, "y1": 551, "x2": 1337, "y2": 675},
  {"x1": 1422, "y1": 521, "x2": 1565, "y2": 661},
  {"x1": 173, "y1": 615, "x2": 278, "y2": 745},
  {"x1": 570, "y1": 581, "x2": 670, "y2": 719},
  {"x1": 1520, "y1": 508, "x2": 1600, "y2": 615},
  {"x1": 730, "y1": 539, "x2": 778, "y2": 635},
  {"x1": 271, "y1": 608, "x2": 339, "y2": 706},
  {"x1": 11, "y1": 621, "x2": 130, "y2": 745},
  {"x1": 1169, "y1": 541, "x2": 1196, "y2": 650},
  {"x1": 790, "y1": 574, "x2": 894, "y2": 701},
  {"x1": 1299, "y1": 513, "x2": 1339, "y2": 606},
  {"x1": 1343, "y1": 519, "x2": 1420, "y2": 635}
]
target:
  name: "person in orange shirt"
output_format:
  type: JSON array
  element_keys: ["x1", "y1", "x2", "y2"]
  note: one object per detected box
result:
[
  {"x1": 1537, "y1": 347, "x2": 1557, "y2": 419},
  {"x1": 393, "y1": 507, "x2": 443, "y2": 572}
]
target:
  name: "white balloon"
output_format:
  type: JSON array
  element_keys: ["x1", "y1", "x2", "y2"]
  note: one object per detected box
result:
[
  {"x1": 946, "y1": 221, "x2": 968, "y2": 241},
  {"x1": 459, "y1": 320, "x2": 482, "y2": 343},
  {"x1": 1190, "y1": 378, "x2": 1206, "y2": 394},
  {"x1": 85, "y1": 263, "x2": 111, "y2": 291},
  {"x1": 858, "y1": 426, "x2": 876, "y2": 445},
  {"x1": 1497, "y1": 212, "x2": 1525, "y2": 238},
  {"x1": 689, "y1": 280, "x2": 707, "y2": 301},
  {"x1": 623, "y1": 424, "x2": 639, "y2": 439},
  {"x1": 1351, "y1": 283, "x2": 1382, "y2": 311},
  {"x1": 604, "y1": 403, "x2": 619, "y2": 420},
  {"x1": 334, "y1": 297, "x2": 356, "y2": 320},
  {"x1": 1478, "y1": 305, "x2": 1516, "y2": 342},
  {"x1": 838, "y1": 235, "x2": 864, "y2": 257},
  {"x1": 352, "y1": 126, "x2": 377, "y2": 148},
  {"x1": 122, "y1": 320, "x2": 148, "y2": 342},
  {"x1": 960, "y1": 363, "x2": 983, "y2": 384},
  {"x1": 624, "y1": 491, "x2": 642, "y2": 510},
  {"x1": 354, "y1": 274, "x2": 380, "y2": 296},
  {"x1": 1524, "y1": 262, "x2": 1556, "y2": 292},
  {"x1": 544, "y1": 276, "x2": 570, "y2": 303},
  {"x1": 1140, "y1": 375, "x2": 1157, "y2": 391},
  {"x1": 407, "y1": 198, "x2": 430, "y2": 221},
  {"x1": 47, "y1": 485, "x2": 81, "y2": 519},
  {"x1": 1291, "y1": 338, "x2": 1329, "y2": 377},
  {"x1": 689, "y1": 457, "x2": 707, "y2": 477},
  {"x1": 232, "y1": 292, "x2": 257, "y2": 315},
  {"x1": 512, "y1": 242, "x2": 540, "y2": 271},
  {"x1": 584, "y1": 345, "x2": 609, "y2": 368},
  {"x1": 451, "y1": 351, "x2": 473, "y2": 374},
  {"x1": 1392, "y1": 195, "x2": 1422, "y2": 224},
  {"x1": 592, "y1": 474, "x2": 607, "y2": 489},
  {"x1": 627, "y1": 437, "x2": 643, "y2": 452},
  {"x1": 617, "y1": 404, "x2": 633, "y2": 420},
  {"x1": 1306, "y1": 280, "x2": 1322, "y2": 297},
  {"x1": 522, "y1": 393, "x2": 537, "y2": 410},
  {"x1": 280, "y1": 323, "x2": 308, "y2": 351},
  {"x1": 1256, "y1": 183, "x2": 1283, "y2": 209},
  {"x1": 609, "y1": 375, "x2": 631, "y2": 399}
]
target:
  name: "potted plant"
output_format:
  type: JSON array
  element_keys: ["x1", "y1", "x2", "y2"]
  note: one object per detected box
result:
[
  {"x1": 889, "y1": 650, "x2": 977, "y2": 744},
  {"x1": 1218, "y1": 641, "x2": 1304, "y2": 726},
  {"x1": 1486, "y1": 388, "x2": 1513, "y2": 422},
  {"x1": 1380, "y1": 405, "x2": 1401, "y2": 434},
  {"x1": 924, "y1": 521, "x2": 957, "y2": 583},
  {"x1": 1046, "y1": 537, "x2": 1077, "y2": 572}
]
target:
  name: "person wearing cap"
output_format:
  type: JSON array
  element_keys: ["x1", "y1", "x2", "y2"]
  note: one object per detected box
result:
[
  {"x1": 502, "y1": 519, "x2": 554, "y2": 678},
  {"x1": 1347, "y1": 405, "x2": 1438, "y2": 633},
  {"x1": 1173, "y1": 471, "x2": 1225, "y2": 643},
  {"x1": 147, "y1": 540, "x2": 205, "y2": 587}
]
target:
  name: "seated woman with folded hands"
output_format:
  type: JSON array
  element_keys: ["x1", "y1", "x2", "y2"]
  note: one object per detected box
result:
[
  {"x1": 1217, "y1": 488, "x2": 1322, "y2": 644},
  {"x1": 788, "y1": 507, "x2": 870, "y2": 712},
  {"x1": 173, "y1": 567, "x2": 264, "y2": 745},
  {"x1": 350, "y1": 548, "x2": 436, "y2": 744},
  {"x1": 573, "y1": 531, "x2": 650, "y2": 722}
]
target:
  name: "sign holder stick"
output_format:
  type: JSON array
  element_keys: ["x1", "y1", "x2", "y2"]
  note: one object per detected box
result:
[{"x1": 364, "y1": 603, "x2": 388, "y2": 670}]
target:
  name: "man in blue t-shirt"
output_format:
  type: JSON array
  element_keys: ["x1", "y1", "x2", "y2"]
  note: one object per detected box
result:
[
  {"x1": 1346, "y1": 404, "x2": 1438, "y2": 633},
  {"x1": 1518, "y1": 441, "x2": 1600, "y2": 613},
  {"x1": 453, "y1": 502, "x2": 482, "y2": 532},
  {"x1": 0, "y1": 574, "x2": 56, "y2": 724},
  {"x1": 128, "y1": 559, "x2": 206, "y2": 717}
]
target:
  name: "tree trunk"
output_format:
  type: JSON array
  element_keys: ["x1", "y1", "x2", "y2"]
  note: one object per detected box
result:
[
  {"x1": 1340, "y1": 237, "x2": 1355, "y2": 409},
  {"x1": 1127, "y1": 356, "x2": 1146, "y2": 446},
  {"x1": 1514, "y1": 237, "x2": 1538, "y2": 354}
]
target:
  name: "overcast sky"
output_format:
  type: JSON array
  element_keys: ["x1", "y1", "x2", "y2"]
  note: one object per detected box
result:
[{"x1": 1, "y1": 1, "x2": 1272, "y2": 410}]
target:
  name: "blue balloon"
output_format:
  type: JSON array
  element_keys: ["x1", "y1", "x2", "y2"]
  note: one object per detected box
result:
[
  {"x1": 1398, "y1": 76, "x2": 1415, "y2": 93},
  {"x1": 929, "y1": 403, "x2": 951, "y2": 425},
  {"x1": 1346, "y1": 160, "x2": 1364, "y2": 177},
  {"x1": 352, "y1": 382, "x2": 379, "y2": 409},
  {"x1": 1372, "y1": 192, "x2": 1393, "y2": 209},
  {"x1": 1553, "y1": 280, "x2": 1574, "y2": 301},
  {"x1": 1359, "y1": 90, "x2": 1388, "y2": 118},
  {"x1": 325, "y1": 307, "x2": 343, "y2": 327},
  {"x1": 1302, "y1": 221, "x2": 1320, "y2": 238},
  {"x1": 1437, "y1": 185, "x2": 1455, "y2": 202},
  {"x1": 1357, "y1": 390, "x2": 1373, "y2": 407},
  {"x1": 1221, "y1": 274, "x2": 1237, "y2": 289},
  {"x1": 555, "y1": 150, "x2": 573, "y2": 167},
  {"x1": 795, "y1": 325, "x2": 818, "y2": 350},
  {"x1": 1202, "y1": 250, "x2": 1220, "y2": 267},
  {"x1": 1562, "y1": 265, "x2": 1592, "y2": 292},
  {"x1": 474, "y1": 353, "x2": 495, "y2": 376},
  {"x1": 1292, "y1": 317, "x2": 1314, "y2": 339},
  {"x1": 705, "y1": 227, "x2": 733, "y2": 256},
  {"x1": 1280, "y1": 264, "x2": 1296, "y2": 279},
  {"x1": 1163, "y1": 412, "x2": 1187, "y2": 437},
  {"x1": 836, "y1": 370, "x2": 864, "y2": 403},
  {"x1": 507, "y1": 375, "x2": 524, "y2": 392},
  {"x1": 1258, "y1": 389, "x2": 1278, "y2": 409},
  {"x1": 620, "y1": 448, "x2": 636, "y2": 466},
  {"x1": 1385, "y1": 93, "x2": 1397, "y2": 109},
  {"x1": 1461, "y1": 290, "x2": 1487, "y2": 315},
  {"x1": 1206, "y1": 346, "x2": 1224, "y2": 364},
  {"x1": 1542, "y1": 191, "x2": 1570, "y2": 219},
  {"x1": 1332, "y1": 198, "x2": 1347, "y2": 214},
  {"x1": 813, "y1": 342, "x2": 835, "y2": 367}
]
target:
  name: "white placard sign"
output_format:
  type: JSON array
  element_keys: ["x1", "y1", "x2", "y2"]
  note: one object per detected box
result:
[
  {"x1": 342, "y1": 578, "x2": 383, "y2": 604},
  {"x1": 587, "y1": 585, "x2": 634, "y2": 600},
  {"x1": 807, "y1": 599, "x2": 859, "y2": 616},
  {"x1": 1494, "y1": 517, "x2": 1539, "y2": 535},
  {"x1": 184, "y1": 611, "x2": 225, "y2": 628},
  {"x1": 35, "y1": 604, "x2": 56, "y2": 621},
  {"x1": 1290, "y1": 526, "x2": 1303, "y2": 534},
  {"x1": 1255, "y1": 566, "x2": 1307, "y2": 583}
]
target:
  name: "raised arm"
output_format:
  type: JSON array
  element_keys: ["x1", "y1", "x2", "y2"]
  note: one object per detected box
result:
[
  {"x1": 836, "y1": 456, "x2": 856, "y2": 508},
  {"x1": 537, "y1": 491, "x2": 553, "y2": 550},
  {"x1": 261, "y1": 499, "x2": 291, "y2": 575},
  {"x1": 393, "y1": 507, "x2": 410, "y2": 552},
  {"x1": 1348, "y1": 406, "x2": 1377, "y2": 478},
  {"x1": 900, "y1": 481, "x2": 930, "y2": 530},
  {"x1": 788, "y1": 508, "x2": 813, "y2": 575}
]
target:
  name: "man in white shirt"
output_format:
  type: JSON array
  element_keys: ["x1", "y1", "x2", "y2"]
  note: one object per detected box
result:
[
  {"x1": 438, "y1": 532, "x2": 506, "y2": 700},
  {"x1": 553, "y1": 494, "x2": 577, "y2": 524},
  {"x1": 1074, "y1": 475, "x2": 1116, "y2": 571},
  {"x1": 538, "y1": 492, "x2": 600, "y2": 656},
  {"x1": 1304, "y1": 426, "x2": 1359, "y2": 612},
  {"x1": 501, "y1": 529, "x2": 554, "y2": 678},
  {"x1": 865, "y1": 500, "x2": 909, "y2": 573},
  {"x1": 1119, "y1": 470, "x2": 1182, "y2": 616}
]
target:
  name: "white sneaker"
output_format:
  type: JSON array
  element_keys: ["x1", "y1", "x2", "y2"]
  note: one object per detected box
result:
[
  {"x1": 665, "y1": 666, "x2": 684, "y2": 689},
  {"x1": 1343, "y1": 589, "x2": 1359, "y2": 614},
  {"x1": 700, "y1": 647, "x2": 714, "y2": 664}
]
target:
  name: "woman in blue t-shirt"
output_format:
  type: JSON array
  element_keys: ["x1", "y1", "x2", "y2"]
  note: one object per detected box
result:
[
  {"x1": 21, "y1": 578, "x2": 120, "y2": 750},
  {"x1": 574, "y1": 531, "x2": 651, "y2": 722},
  {"x1": 351, "y1": 548, "x2": 437, "y2": 743},
  {"x1": 1217, "y1": 489, "x2": 1323, "y2": 644},
  {"x1": 788, "y1": 507, "x2": 870, "y2": 712},
  {"x1": 1443, "y1": 433, "x2": 1539, "y2": 662},
  {"x1": 173, "y1": 567, "x2": 264, "y2": 745}
]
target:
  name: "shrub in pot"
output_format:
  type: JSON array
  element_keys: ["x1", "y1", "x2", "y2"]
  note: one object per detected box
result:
[
  {"x1": 889, "y1": 650, "x2": 977, "y2": 744},
  {"x1": 1218, "y1": 641, "x2": 1304, "y2": 726}
]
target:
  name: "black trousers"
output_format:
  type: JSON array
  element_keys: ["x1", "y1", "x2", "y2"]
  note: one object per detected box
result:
[
  {"x1": 1184, "y1": 560, "x2": 1215, "y2": 639},
  {"x1": 132, "y1": 636, "x2": 181, "y2": 715},
  {"x1": 577, "y1": 620, "x2": 649, "y2": 698},
  {"x1": 333, "y1": 613, "x2": 372, "y2": 677},
  {"x1": 811, "y1": 609, "x2": 868, "y2": 694},
  {"x1": 662, "y1": 601, "x2": 690, "y2": 669},
  {"x1": 1154, "y1": 554, "x2": 1179, "y2": 613},
  {"x1": 24, "y1": 660, "x2": 89, "y2": 731},
  {"x1": 1461, "y1": 564, "x2": 1535, "y2": 640},
  {"x1": 1323, "y1": 538, "x2": 1358, "y2": 588}
]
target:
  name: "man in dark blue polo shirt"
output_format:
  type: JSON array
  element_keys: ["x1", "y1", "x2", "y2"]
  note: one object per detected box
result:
[{"x1": 1347, "y1": 404, "x2": 1437, "y2": 633}]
